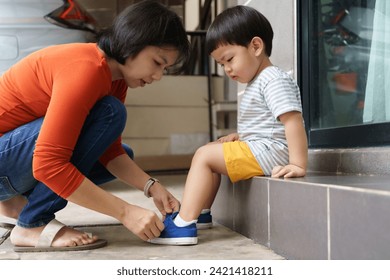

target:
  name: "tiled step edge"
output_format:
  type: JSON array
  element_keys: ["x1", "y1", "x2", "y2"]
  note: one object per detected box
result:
[
  {"x1": 213, "y1": 173, "x2": 390, "y2": 260},
  {"x1": 308, "y1": 147, "x2": 390, "y2": 175}
]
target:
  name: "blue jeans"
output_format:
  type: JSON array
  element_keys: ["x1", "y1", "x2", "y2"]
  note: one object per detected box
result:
[{"x1": 0, "y1": 96, "x2": 133, "y2": 228}]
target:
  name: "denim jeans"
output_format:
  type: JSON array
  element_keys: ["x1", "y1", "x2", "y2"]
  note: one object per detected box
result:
[{"x1": 0, "y1": 96, "x2": 133, "y2": 228}]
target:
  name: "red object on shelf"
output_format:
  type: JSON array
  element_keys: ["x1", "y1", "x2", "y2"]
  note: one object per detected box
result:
[{"x1": 44, "y1": 0, "x2": 96, "y2": 33}]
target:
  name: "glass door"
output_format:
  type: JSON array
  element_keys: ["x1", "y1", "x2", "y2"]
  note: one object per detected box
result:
[{"x1": 298, "y1": 0, "x2": 390, "y2": 147}]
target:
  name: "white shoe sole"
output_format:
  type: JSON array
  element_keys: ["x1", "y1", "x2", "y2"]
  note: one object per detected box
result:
[{"x1": 149, "y1": 237, "x2": 198, "y2": 245}]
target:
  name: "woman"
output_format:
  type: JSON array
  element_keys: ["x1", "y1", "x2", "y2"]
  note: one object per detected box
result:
[{"x1": 0, "y1": 0, "x2": 190, "y2": 252}]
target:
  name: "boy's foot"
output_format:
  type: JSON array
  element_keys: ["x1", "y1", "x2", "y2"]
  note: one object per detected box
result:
[
  {"x1": 196, "y1": 211, "x2": 213, "y2": 229},
  {"x1": 149, "y1": 212, "x2": 197, "y2": 245}
]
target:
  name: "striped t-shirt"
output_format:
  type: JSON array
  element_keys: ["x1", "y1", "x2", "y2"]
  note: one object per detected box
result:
[{"x1": 238, "y1": 66, "x2": 303, "y2": 175}]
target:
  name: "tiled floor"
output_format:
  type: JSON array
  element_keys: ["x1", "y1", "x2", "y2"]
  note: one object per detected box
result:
[{"x1": 0, "y1": 173, "x2": 283, "y2": 260}]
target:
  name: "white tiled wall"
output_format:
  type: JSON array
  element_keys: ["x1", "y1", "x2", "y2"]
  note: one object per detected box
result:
[
  {"x1": 123, "y1": 76, "x2": 224, "y2": 156},
  {"x1": 239, "y1": 0, "x2": 296, "y2": 77}
]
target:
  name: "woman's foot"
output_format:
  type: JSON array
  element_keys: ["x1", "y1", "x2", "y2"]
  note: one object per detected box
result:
[
  {"x1": 2, "y1": 196, "x2": 101, "y2": 249},
  {"x1": 10, "y1": 223, "x2": 99, "y2": 248}
]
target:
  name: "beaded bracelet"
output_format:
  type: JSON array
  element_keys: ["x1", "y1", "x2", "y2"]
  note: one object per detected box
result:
[{"x1": 144, "y1": 177, "x2": 159, "y2": 198}]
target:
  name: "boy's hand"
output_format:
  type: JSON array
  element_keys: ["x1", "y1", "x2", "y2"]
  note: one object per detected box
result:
[
  {"x1": 271, "y1": 164, "x2": 306, "y2": 178},
  {"x1": 216, "y1": 132, "x2": 239, "y2": 143}
]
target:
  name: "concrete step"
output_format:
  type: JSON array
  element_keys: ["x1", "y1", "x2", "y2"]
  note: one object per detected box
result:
[{"x1": 213, "y1": 173, "x2": 390, "y2": 260}]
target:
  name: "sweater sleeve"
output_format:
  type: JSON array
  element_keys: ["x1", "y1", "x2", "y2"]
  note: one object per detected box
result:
[{"x1": 32, "y1": 61, "x2": 111, "y2": 198}]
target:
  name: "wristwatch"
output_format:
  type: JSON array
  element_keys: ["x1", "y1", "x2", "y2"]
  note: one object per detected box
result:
[{"x1": 143, "y1": 177, "x2": 160, "y2": 198}]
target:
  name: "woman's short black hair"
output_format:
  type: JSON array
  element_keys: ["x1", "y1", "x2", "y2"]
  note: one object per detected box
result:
[
  {"x1": 206, "y1": 5, "x2": 274, "y2": 57},
  {"x1": 97, "y1": 0, "x2": 190, "y2": 73}
]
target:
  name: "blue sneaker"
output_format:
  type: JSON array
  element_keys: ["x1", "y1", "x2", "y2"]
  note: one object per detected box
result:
[
  {"x1": 197, "y1": 212, "x2": 213, "y2": 229},
  {"x1": 149, "y1": 212, "x2": 197, "y2": 245}
]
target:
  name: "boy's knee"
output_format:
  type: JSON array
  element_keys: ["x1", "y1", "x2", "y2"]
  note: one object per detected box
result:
[{"x1": 192, "y1": 145, "x2": 209, "y2": 162}]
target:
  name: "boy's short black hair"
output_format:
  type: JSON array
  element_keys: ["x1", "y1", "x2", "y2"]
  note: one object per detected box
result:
[
  {"x1": 97, "y1": 0, "x2": 190, "y2": 73},
  {"x1": 206, "y1": 5, "x2": 274, "y2": 57}
]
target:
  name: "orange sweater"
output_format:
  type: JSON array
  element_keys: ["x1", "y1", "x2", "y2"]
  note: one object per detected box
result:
[{"x1": 0, "y1": 43, "x2": 127, "y2": 198}]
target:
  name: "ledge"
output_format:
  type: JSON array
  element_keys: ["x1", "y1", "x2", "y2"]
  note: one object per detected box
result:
[
  {"x1": 308, "y1": 147, "x2": 390, "y2": 175},
  {"x1": 213, "y1": 172, "x2": 390, "y2": 259}
]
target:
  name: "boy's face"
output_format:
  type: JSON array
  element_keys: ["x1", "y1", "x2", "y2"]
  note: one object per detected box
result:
[
  {"x1": 117, "y1": 46, "x2": 179, "y2": 88},
  {"x1": 211, "y1": 43, "x2": 263, "y2": 84}
]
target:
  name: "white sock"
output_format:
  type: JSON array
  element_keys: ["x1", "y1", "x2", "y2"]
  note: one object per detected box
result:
[
  {"x1": 201, "y1": 209, "x2": 211, "y2": 214},
  {"x1": 173, "y1": 213, "x2": 197, "y2": 227}
]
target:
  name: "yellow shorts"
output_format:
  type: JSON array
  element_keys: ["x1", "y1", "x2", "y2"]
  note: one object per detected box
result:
[{"x1": 223, "y1": 141, "x2": 264, "y2": 183}]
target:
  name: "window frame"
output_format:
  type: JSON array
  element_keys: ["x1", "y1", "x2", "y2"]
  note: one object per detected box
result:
[{"x1": 297, "y1": 0, "x2": 390, "y2": 148}]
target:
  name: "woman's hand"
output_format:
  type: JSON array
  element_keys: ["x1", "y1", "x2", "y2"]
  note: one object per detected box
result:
[
  {"x1": 105, "y1": 154, "x2": 180, "y2": 216},
  {"x1": 149, "y1": 182, "x2": 180, "y2": 216},
  {"x1": 271, "y1": 164, "x2": 306, "y2": 178},
  {"x1": 67, "y1": 178, "x2": 165, "y2": 242},
  {"x1": 121, "y1": 204, "x2": 165, "y2": 241}
]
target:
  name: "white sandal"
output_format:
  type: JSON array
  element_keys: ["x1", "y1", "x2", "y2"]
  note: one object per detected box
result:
[{"x1": 13, "y1": 219, "x2": 107, "y2": 252}]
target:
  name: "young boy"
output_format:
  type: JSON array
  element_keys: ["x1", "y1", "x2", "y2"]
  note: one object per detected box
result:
[{"x1": 150, "y1": 5, "x2": 308, "y2": 245}]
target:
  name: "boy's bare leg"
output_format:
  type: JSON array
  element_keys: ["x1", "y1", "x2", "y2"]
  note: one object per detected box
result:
[
  {"x1": 179, "y1": 143, "x2": 227, "y2": 222},
  {"x1": 201, "y1": 173, "x2": 220, "y2": 210}
]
